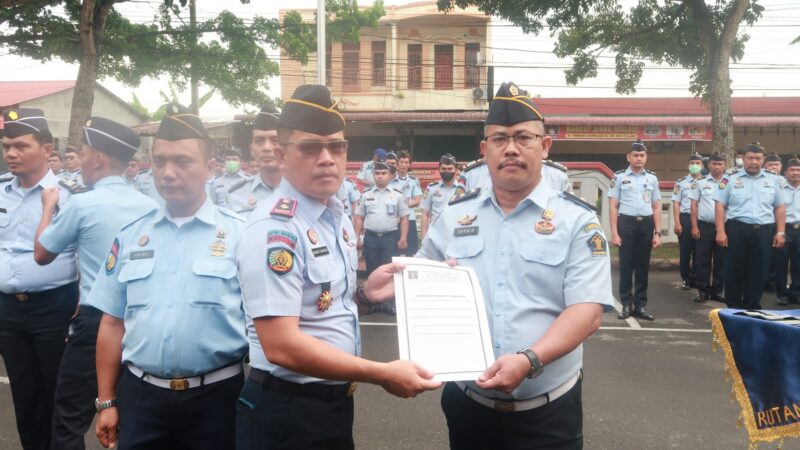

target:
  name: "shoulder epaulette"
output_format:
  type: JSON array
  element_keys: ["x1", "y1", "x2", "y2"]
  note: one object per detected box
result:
[
  {"x1": 614, "y1": 169, "x2": 625, "y2": 174},
  {"x1": 407, "y1": 175, "x2": 417, "y2": 180},
  {"x1": 393, "y1": 188, "x2": 403, "y2": 194},
  {"x1": 218, "y1": 206, "x2": 246, "y2": 222},
  {"x1": 448, "y1": 187, "x2": 481, "y2": 205},
  {"x1": 228, "y1": 178, "x2": 250, "y2": 194},
  {"x1": 138, "y1": 168, "x2": 149, "y2": 174},
  {"x1": 543, "y1": 159, "x2": 567, "y2": 172},
  {"x1": 0, "y1": 175, "x2": 13, "y2": 184},
  {"x1": 462, "y1": 158, "x2": 485, "y2": 173},
  {"x1": 765, "y1": 169, "x2": 777, "y2": 175},
  {"x1": 646, "y1": 169, "x2": 657, "y2": 175},
  {"x1": 427, "y1": 181, "x2": 439, "y2": 188},
  {"x1": 724, "y1": 168, "x2": 737, "y2": 175},
  {"x1": 560, "y1": 191, "x2": 598, "y2": 212},
  {"x1": 269, "y1": 198, "x2": 297, "y2": 220},
  {"x1": 59, "y1": 178, "x2": 90, "y2": 194}
]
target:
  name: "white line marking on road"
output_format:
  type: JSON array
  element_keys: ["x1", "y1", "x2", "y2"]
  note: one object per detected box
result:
[
  {"x1": 613, "y1": 298, "x2": 642, "y2": 329},
  {"x1": 0, "y1": 376, "x2": 9, "y2": 384},
  {"x1": 360, "y1": 322, "x2": 710, "y2": 333}
]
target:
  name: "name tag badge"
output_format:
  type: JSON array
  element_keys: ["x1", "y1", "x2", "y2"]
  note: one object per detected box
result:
[
  {"x1": 312, "y1": 246, "x2": 330, "y2": 258},
  {"x1": 386, "y1": 204, "x2": 396, "y2": 215},
  {"x1": 734, "y1": 180, "x2": 744, "y2": 189},
  {"x1": 454, "y1": 226, "x2": 479, "y2": 237},
  {"x1": 130, "y1": 250, "x2": 154, "y2": 260},
  {"x1": 0, "y1": 208, "x2": 6, "y2": 214}
]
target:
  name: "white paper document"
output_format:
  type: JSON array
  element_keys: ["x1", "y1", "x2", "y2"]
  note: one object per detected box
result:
[{"x1": 392, "y1": 257, "x2": 495, "y2": 382}]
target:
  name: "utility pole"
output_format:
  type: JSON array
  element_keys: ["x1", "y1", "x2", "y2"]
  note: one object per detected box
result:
[
  {"x1": 190, "y1": 0, "x2": 199, "y2": 114},
  {"x1": 317, "y1": 0, "x2": 326, "y2": 85}
]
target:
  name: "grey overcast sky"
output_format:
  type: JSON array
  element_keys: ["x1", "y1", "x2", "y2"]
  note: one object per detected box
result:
[{"x1": 2, "y1": 0, "x2": 799, "y2": 121}]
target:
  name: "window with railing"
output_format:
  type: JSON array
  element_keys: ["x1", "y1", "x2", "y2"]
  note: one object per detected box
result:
[
  {"x1": 342, "y1": 42, "x2": 360, "y2": 91},
  {"x1": 407, "y1": 44, "x2": 422, "y2": 90},
  {"x1": 465, "y1": 43, "x2": 480, "y2": 88},
  {"x1": 372, "y1": 41, "x2": 386, "y2": 86},
  {"x1": 434, "y1": 44, "x2": 453, "y2": 90}
]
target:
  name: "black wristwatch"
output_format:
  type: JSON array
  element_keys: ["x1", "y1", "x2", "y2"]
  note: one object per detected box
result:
[
  {"x1": 354, "y1": 286, "x2": 372, "y2": 307},
  {"x1": 95, "y1": 397, "x2": 116, "y2": 412},
  {"x1": 516, "y1": 348, "x2": 544, "y2": 379}
]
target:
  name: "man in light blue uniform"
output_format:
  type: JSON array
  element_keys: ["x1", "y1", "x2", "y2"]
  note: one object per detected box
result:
[
  {"x1": 226, "y1": 105, "x2": 283, "y2": 216},
  {"x1": 0, "y1": 108, "x2": 79, "y2": 450},
  {"x1": 357, "y1": 147, "x2": 386, "y2": 188},
  {"x1": 366, "y1": 81, "x2": 613, "y2": 449},
  {"x1": 388, "y1": 150, "x2": 423, "y2": 255},
  {"x1": 34, "y1": 116, "x2": 158, "y2": 449},
  {"x1": 608, "y1": 141, "x2": 662, "y2": 321},
  {"x1": 62, "y1": 146, "x2": 84, "y2": 186},
  {"x1": 210, "y1": 147, "x2": 250, "y2": 206},
  {"x1": 337, "y1": 176, "x2": 361, "y2": 218},
  {"x1": 235, "y1": 85, "x2": 439, "y2": 450},
  {"x1": 672, "y1": 153, "x2": 704, "y2": 290},
  {"x1": 134, "y1": 165, "x2": 165, "y2": 206},
  {"x1": 89, "y1": 104, "x2": 247, "y2": 450},
  {"x1": 421, "y1": 153, "x2": 464, "y2": 238},
  {"x1": 462, "y1": 157, "x2": 571, "y2": 193},
  {"x1": 715, "y1": 143, "x2": 786, "y2": 309},
  {"x1": 780, "y1": 158, "x2": 800, "y2": 304},
  {"x1": 689, "y1": 152, "x2": 726, "y2": 303},
  {"x1": 123, "y1": 158, "x2": 139, "y2": 187}
]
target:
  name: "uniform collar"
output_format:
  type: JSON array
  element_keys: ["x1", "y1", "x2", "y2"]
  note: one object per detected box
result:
[
  {"x1": 485, "y1": 179, "x2": 556, "y2": 212},
  {"x1": 625, "y1": 167, "x2": 647, "y2": 176},
  {"x1": 93, "y1": 175, "x2": 125, "y2": 188},
  {"x1": 153, "y1": 196, "x2": 217, "y2": 226},
  {"x1": 254, "y1": 176, "x2": 276, "y2": 193},
  {"x1": 9, "y1": 168, "x2": 60, "y2": 193},
  {"x1": 742, "y1": 169, "x2": 767, "y2": 179}
]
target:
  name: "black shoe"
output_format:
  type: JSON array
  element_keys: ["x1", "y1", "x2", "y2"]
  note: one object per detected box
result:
[
  {"x1": 634, "y1": 307, "x2": 655, "y2": 321},
  {"x1": 618, "y1": 305, "x2": 632, "y2": 320},
  {"x1": 679, "y1": 280, "x2": 691, "y2": 290},
  {"x1": 693, "y1": 294, "x2": 709, "y2": 303},
  {"x1": 709, "y1": 293, "x2": 724, "y2": 302},
  {"x1": 777, "y1": 297, "x2": 789, "y2": 306}
]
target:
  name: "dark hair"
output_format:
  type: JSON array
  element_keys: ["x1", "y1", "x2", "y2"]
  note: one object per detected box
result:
[
  {"x1": 48, "y1": 153, "x2": 62, "y2": 161},
  {"x1": 397, "y1": 150, "x2": 412, "y2": 161},
  {"x1": 63, "y1": 146, "x2": 78, "y2": 155}
]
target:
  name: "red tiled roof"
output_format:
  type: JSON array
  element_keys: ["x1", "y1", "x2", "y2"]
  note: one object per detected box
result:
[{"x1": 0, "y1": 80, "x2": 76, "y2": 107}]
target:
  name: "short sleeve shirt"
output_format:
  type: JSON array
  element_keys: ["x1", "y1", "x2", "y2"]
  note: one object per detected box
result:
[{"x1": 607, "y1": 167, "x2": 662, "y2": 216}]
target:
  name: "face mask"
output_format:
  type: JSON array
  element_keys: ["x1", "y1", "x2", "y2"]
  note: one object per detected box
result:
[
  {"x1": 688, "y1": 165, "x2": 702, "y2": 175},
  {"x1": 225, "y1": 160, "x2": 240, "y2": 174},
  {"x1": 440, "y1": 171, "x2": 455, "y2": 182},
  {"x1": 735, "y1": 158, "x2": 743, "y2": 167}
]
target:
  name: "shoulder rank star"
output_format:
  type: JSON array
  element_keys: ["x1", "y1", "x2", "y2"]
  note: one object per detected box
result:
[{"x1": 458, "y1": 214, "x2": 477, "y2": 226}]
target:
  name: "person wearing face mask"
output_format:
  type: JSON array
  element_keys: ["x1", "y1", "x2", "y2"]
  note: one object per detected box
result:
[
  {"x1": 209, "y1": 147, "x2": 250, "y2": 206},
  {"x1": 421, "y1": 153, "x2": 465, "y2": 239},
  {"x1": 672, "y1": 154, "x2": 704, "y2": 290},
  {"x1": 727, "y1": 147, "x2": 747, "y2": 175}
]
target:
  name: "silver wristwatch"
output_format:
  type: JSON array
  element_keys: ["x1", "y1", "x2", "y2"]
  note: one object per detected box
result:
[
  {"x1": 95, "y1": 397, "x2": 117, "y2": 412},
  {"x1": 517, "y1": 348, "x2": 544, "y2": 379}
]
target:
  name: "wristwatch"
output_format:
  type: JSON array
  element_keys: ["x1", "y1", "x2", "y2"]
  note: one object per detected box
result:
[
  {"x1": 95, "y1": 397, "x2": 116, "y2": 412},
  {"x1": 516, "y1": 348, "x2": 544, "y2": 379},
  {"x1": 777, "y1": 231, "x2": 786, "y2": 237},
  {"x1": 354, "y1": 286, "x2": 372, "y2": 307},
  {"x1": 654, "y1": 231, "x2": 661, "y2": 236}
]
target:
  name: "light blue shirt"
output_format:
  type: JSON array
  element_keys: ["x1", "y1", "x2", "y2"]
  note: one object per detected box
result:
[
  {"x1": 783, "y1": 182, "x2": 800, "y2": 224},
  {"x1": 85, "y1": 198, "x2": 248, "y2": 378},
  {"x1": 0, "y1": 170, "x2": 78, "y2": 293},
  {"x1": 390, "y1": 175, "x2": 422, "y2": 220},
  {"x1": 62, "y1": 169, "x2": 84, "y2": 186},
  {"x1": 225, "y1": 176, "x2": 277, "y2": 217},
  {"x1": 357, "y1": 160, "x2": 375, "y2": 186},
  {"x1": 39, "y1": 176, "x2": 158, "y2": 303},
  {"x1": 688, "y1": 174, "x2": 723, "y2": 224},
  {"x1": 422, "y1": 181, "x2": 465, "y2": 224},
  {"x1": 671, "y1": 174, "x2": 699, "y2": 214},
  {"x1": 607, "y1": 167, "x2": 662, "y2": 216},
  {"x1": 336, "y1": 178, "x2": 361, "y2": 218},
  {"x1": 210, "y1": 171, "x2": 250, "y2": 206},
  {"x1": 134, "y1": 170, "x2": 165, "y2": 206},
  {"x1": 418, "y1": 183, "x2": 613, "y2": 400},
  {"x1": 461, "y1": 162, "x2": 491, "y2": 192},
  {"x1": 714, "y1": 169, "x2": 784, "y2": 225},
  {"x1": 356, "y1": 186, "x2": 408, "y2": 233},
  {"x1": 238, "y1": 180, "x2": 359, "y2": 384}
]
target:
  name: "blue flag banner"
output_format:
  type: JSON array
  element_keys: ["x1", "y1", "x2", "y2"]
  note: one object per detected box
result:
[{"x1": 710, "y1": 309, "x2": 800, "y2": 447}]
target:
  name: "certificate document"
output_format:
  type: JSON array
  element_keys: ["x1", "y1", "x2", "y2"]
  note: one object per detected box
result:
[{"x1": 392, "y1": 257, "x2": 495, "y2": 381}]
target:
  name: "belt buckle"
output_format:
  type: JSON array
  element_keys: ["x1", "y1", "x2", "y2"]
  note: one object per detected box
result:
[
  {"x1": 169, "y1": 378, "x2": 189, "y2": 391},
  {"x1": 346, "y1": 382, "x2": 358, "y2": 397},
  {"x1": 494, "y1": 400, "x2": 515, "y2": 412},
  {"x1": 753, "y1": 224, "x2": 761, "y2": 230},
  {"x1": 636, "y1": 216, "x2": 644, "y2": 222},
  {"x1": 15, "y1": 293, "x2": 29, "y2": 302},
  {"x1": 793, "y1": 224, "x2": 799, "y2": 230}
]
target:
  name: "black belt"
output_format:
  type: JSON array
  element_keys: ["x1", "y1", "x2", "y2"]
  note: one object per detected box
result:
[
  {"x1": 619, "y1": 214, "x2": 653, "y2": 222},
  {"x1": 728, "y1": 219, "x2": 773, "y2": 230},
  {"x1": 365, "y1": 230, "x2": 398, "y2": 238},
  {"x1": 680, "y1": 212, "x2": 690, "y2": 217},
  {"x1": 249, "y1": 368, "x2": 357, "y2": 399},
  {"x1": 0, "y1": 281, "x2": 78, "y2": 303}
]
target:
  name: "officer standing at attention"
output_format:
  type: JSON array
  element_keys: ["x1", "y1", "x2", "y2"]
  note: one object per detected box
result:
[
  {"x1": 226, "y1": 105, "x2": 283, "y2": 216},
  {"x1": 62, "y1": 147, "x2": 84, "y2": 185},
  {"x1": 394, "y1": 150, "x2": 423, "y2": 255},
  {"x1": 235, "y1": 85, "x2": 440, "y2": 450},
  {"x1": 0, "y1": 108, "x2": 79, "y2": 450},
  {"x1": 715, "y1": 143, "x2": 786, "y2": 310},
  {"x1": 336, "y1": 175, "x2": 361, "y2": 219},
  {"x1": 608, "y1": 140, "x2": 661, "y2": 321},
  {"x1": 763, "y1": 153, "x2": 787, "y2": 297},
  {"x1": 33, "y1": 117, "x2": 158, "y2": 449},
  {"x1": 354, "y1": 159, "x2": 409, "y2": 277},
  {"x1": 420, "y1": 153, "x2": 464, "y2": 238},
  {"x1": 89, "y1": 104, "x2": 248, "y2": 450},
  {"x1": 689, "y1": 153, "x2": 726, "y2": 303},
  {"x1": 210, "y1": 147, "x2": 249, "y2": 206},
  {"x1": 357, "y1": 147, "x2": 386, "y2": 188},
  {"x1": 366, "y1": 81, "x2": 613, "y2": 449},
  {"x1": 780, "y1": 158, "x2": 800, "y2": 304},
  {"x1": 672, "y1": 154, "x2": 704, "y2": 290}
]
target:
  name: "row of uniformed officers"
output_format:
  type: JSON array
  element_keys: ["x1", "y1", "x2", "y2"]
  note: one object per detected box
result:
[{"x1": 1, "y1": 81, "x2": 615, "y2": 450}]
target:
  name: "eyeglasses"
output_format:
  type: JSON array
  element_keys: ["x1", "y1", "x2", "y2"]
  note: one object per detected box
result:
[
  {"x1": 282, "y1": 140, "x2": 349, "y2": 157},
  {"x1": 485, "y1": 133, "x2": 544, "y2": 149}
]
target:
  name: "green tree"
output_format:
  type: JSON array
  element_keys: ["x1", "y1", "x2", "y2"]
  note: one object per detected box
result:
[
  {"x1": 1, "y1": 0, "x2": 384, "y2": 146},
  {"x1": 438, "y1": 0, "x2": 764, "y2": 160},
  {"x1": 129, "y1": 84, "x2": 214, "y2": 121}
]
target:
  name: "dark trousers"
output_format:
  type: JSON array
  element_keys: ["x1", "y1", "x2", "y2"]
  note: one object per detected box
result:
[
  {"x1": 678, "y1": 213, "x2": 696, "y2": 283},
  {"x1": 405, "y1": 219, "x2": 419, "y2": 256},
  {"x1": 694, "y1": 220, "x2": 725, "y2": 296},
  {"x1": 786, "y1": 225, "x2": 800, "y2": 300},
  {"x1": 724, "y1": 220, "x2": 774, "y2": 309},
  {"x1": 236, "y1": 373, "x2": 355, "y2": 450},
  {"x1": 51, "y1": 305, "x2": 103, "y2": 450},
  {"x1": 364, "y1": 229, "x2": 400, "y2": 277},
  {"x1": 773, "y1": 245, "x2": 790, "y2": 299},
  {"x1": 618, "y1": 215, "x2": 655, "y2": 307},
  {"x1": 0, "y1": 282, "x2": 78, "y2": 450},
  {"x1": 116, "y1": 367, "x2": 243, "y2": 450},
  {"x1": 441, "y1": 378, "x2": 583, "y2": 450}
]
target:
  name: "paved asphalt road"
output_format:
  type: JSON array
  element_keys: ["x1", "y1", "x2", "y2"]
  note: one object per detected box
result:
[{"x1": 1, "y1": 271, "x2": 799, "y2": 449}]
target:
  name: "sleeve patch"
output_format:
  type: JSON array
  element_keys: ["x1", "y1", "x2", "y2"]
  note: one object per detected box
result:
[
  {"x1": 267, "y1": 247, "x2": 294, "y2": 276},
  {"x1": 267, "y1": 230, "x2": 298, "y2": 249},
  {"x1": 105, "y1": 238, "x2": 120, "y2": 275},
  {"x1": 588, "y1": 232, "x2": 608, "y2": 257}
]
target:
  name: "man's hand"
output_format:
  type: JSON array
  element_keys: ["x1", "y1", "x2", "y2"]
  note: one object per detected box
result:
[
  {"x1": 363, "y1": 262, "x2": 406, "y2": 302},
  {"x1": 96, "y1": 407, "x2": 119, "y2": 448},
  {"x1": 356, "y1": 238, "x2": 364, "y2": 250},
  {"x1": 475, "y1": 354, "x2": 530, "y2": 395},
  {"x1": 716, "y1": 231, "x2": 728, "y2": 247},
  {"x1": 397, "y1": 238, "x2": 408, "y2": 251},
  {"x1": 378, "y1": 360, "x2": 441, "y2": 398},
  {"x1": 652, "y1": 234, "x2": 662, "y2": 248},
  {"x1": 774, "y1": 234, "x2": 786, "y2": 249},
  {"x1": 611, "y1": 234, "x2": 622, "y2": 247},
  {"x1": 674, "y1": 223, "x2": 682, "y2": 236},
  {"x1": 41, "y1": 186, "x2": 60, "y2": 210},
  {"x1": 691, "y1": 226, "x2": 701, "y2": 240}
]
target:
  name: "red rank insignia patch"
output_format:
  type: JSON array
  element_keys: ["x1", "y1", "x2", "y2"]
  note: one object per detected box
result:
[{"x1": 270, "y1": 198, "x2": 297, "y2": 219}]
